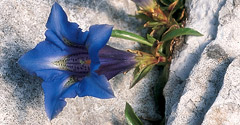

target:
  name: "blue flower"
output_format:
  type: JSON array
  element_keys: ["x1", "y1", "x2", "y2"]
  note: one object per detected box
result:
[{"x1": 18, "y1": 3, "x2": 136, "y2": 120}]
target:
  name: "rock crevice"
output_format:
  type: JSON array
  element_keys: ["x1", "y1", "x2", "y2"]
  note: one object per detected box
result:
[{"x1": 165, "y1": 0, "x2": 240, "y2": 124}]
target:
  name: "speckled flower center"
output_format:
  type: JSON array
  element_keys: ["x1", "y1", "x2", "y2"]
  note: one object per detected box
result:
[
  {"x1": 53, "y1": 45, "x2": 90, "y2": 86},
  {"x1": 65, "y1": 53, "x2": 90, "y2": 73}
]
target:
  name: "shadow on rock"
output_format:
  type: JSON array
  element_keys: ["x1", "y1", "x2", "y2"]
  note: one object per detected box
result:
[
  {"x1": 190, "y1": 58, "x2": 232, "y2": 124},
  {"x1": 0, "y1": 24, "x2": 43, "y2": 124},
  {"x1": 59, "y1": 0, "x2": 141, "y2": 31}
]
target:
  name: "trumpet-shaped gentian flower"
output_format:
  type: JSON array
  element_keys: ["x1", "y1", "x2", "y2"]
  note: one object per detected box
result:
[{"x1": 18, "y1": 3, "x2": 136, "y2": 120}]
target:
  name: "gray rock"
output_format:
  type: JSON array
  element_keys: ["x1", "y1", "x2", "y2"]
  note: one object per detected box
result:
[
  {"x1": 164, "y1": 0, "x2": 227, "y2": 120},
  {"x1": 165, "y1": 0, "x2": 240, "y2": 124},
  {"x1": 202, "y1": 56, "x2": 240, "y2": 125},
  {"x1": 0, "y1": 0, "x2": 160, "y2": 124}
]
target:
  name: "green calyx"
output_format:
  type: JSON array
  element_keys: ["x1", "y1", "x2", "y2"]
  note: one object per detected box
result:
[{"x1": 128, "y1": 49, "x2": 167, "y2": 88}]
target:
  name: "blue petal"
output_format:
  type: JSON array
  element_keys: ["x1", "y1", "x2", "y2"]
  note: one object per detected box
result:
[
  {"x1": 46, "y1": 3, "x2": 87, "y2": 44},
  {"x1": 18, "y1": 40, "x2": 82, "y2": 76},
  {"x1": 41, "y1": 70, "x2": 78, "y2": 120},
  {"x1": 77, "y1": 73, "x2": 115, "y2": 99},
  {"x1": 85, "y1": 24, "x2": 113, "y2": 71},
  {"x1": 35, "y1": 69, "x2": 69, "y2": 82},
  {"x1": 45, "y1": 30, "x2": 68, "y2": 50}
]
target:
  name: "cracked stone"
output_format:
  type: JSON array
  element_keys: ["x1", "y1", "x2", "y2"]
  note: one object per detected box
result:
[
  {"x1": 202, "y1": 56, "x2": 240, "y2": 125},
  {"x1": 164, "y1": 0, "x2": 227, "y2": 122},
  {"x1": 165, "y1": 0, "x2": 240, "y2": 124}
]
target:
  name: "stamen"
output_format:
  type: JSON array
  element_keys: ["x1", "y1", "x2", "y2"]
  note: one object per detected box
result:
[{"x1": 85, "y1": 60, "x2": 91, "y2": 65}]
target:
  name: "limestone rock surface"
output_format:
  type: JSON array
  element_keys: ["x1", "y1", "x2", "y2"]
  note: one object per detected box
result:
[
  {"x1": 202, "y1": 56, "x2": 240, "y2": 125},
  {"x1": 165, "y1": 0, "x2": 240, "y2": 124},
  {"x1": 0, "y1": 0, "x2": 160, "y2": 124}
]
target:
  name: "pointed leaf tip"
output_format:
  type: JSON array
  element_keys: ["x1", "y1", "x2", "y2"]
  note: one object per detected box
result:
[
  {"x1": 130, "y1": 65, "x2": 154, "y2": 89},
  {"x1": 125, "y1": 102, "x2": 143, "y2": 125},
  {"x1": 146, "y1": 34, "x2": 156, "y2": 44}
]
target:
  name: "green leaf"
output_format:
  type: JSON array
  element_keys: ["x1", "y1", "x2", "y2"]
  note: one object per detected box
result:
[
  {"x1": 161, "y1": 28, "x2": 203, "y2": 42},
  {"x1": 160, "y1": 0, "x2": 171, "y2": 6},
  {"x1": 162, "y1": 24, "x2": 179, "y2": 36},
  {"x1": 152, "y1": 25, "x2": 161, "y2": 30},
  {"x1": 154, "y1": 26, "x2": 167, "y2": 40},
  {"x1": 144, "y1": 21, "x2": 166, "y2": 27},
  {"x1": 146, "y1": 34, "x2": 156, "y2": 44},
  {"x1": 125, "y1": 102, "x2": 143, "y2": 125},
  {"x1": 131, "y1": 64, "x2": 154, "y2": 88},
  {"x1": 111, "y1": 30, "x2": 153, "y2": 46}
]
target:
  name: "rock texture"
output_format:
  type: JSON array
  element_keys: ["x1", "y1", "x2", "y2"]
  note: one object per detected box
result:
[
  {"x1": 0, "y1": 0, "x2": 160, "y2": 124},
  {"x1": 165, "y1": 0, "x2": 240, "y2": 124},
  {"x1": 2, "y1": 0, "x2": 240, "y2": 124},
  {"x1": 202, "y1": 56, "x2": 240, "y2": 125}
]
